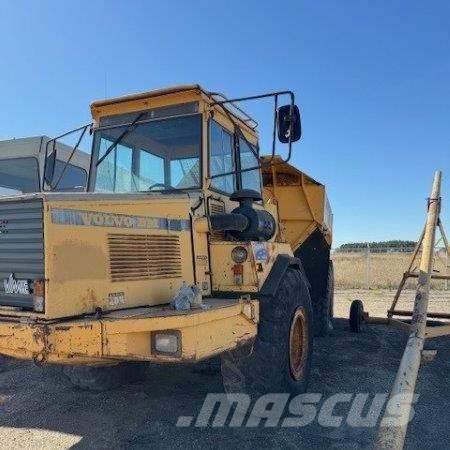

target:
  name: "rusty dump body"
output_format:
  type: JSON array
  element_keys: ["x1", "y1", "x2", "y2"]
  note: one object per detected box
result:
[
  {"x1": 261, "y1": 155, "x2": 332, "y2": 251},
  {"x1": 0, "y1": 85, "x2": 332, "y2": 366}
]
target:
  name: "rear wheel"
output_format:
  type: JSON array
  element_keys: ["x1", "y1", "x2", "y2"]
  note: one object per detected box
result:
[
  {"x1": 221, "y1": 268, "x2": 313, "y2": 399},
  {"x1": 63, "y1": 362, "x2": 147, "y2": 391},
  {"x1": 349, "y1": 299, "x2": 364, "y2": 333}
]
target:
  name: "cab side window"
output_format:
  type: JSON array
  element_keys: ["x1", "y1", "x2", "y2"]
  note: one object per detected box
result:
[
  {"x1": 53, "y1": 160, "x2": 88, "y2": 191},
  {"x1": 239, "y1": 137, "x2": 261, "y2": 193},
  {"x1": 210, "y1": 121, "x2": 235, "y2": 194}
]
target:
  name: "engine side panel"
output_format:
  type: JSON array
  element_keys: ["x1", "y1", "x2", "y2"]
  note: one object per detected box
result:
[{"x1": 42, "y1": 197, "x2": 196, "y2": 319}]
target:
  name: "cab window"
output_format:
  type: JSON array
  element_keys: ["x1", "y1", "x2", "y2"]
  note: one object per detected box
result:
[
  {"x1": 0, "y1": 157, "x2": 39, "y2": 193},
  {"x1": 239, "y1": 137, "x2": 261, "y2": 193},
  {"x1": 171, "y1": 157, "x2": 200, "y2": 188},
  {"x1": 93, "y1": 114, "x2": 202, "y2": 193},
  {"x1": 137, "y1": 150, "x2": 164, "y2": 190},
  {"x1": 209, "y1": 120, "x2": 235, "y2": 194},
  {"x1": 95, "y1": 139, "x2": 133, "y2": 192},
  {"x1": 53, "y1": 160, "x2": 88, "y2": 191}
]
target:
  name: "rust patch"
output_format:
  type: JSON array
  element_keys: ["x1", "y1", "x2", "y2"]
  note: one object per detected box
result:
[
  {"x1": 31, "y1": 324, "x2": 50, "y2": 365},
  {"x1": 32, "y1": 325, "x2": 49, "y2": 346}
]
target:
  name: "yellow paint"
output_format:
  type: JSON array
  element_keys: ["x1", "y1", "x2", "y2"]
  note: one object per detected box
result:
[
  {"x1": 261, "y1": 155, "x2": 333, "y2": 249},
  {"x1": 0, "y1": 299, "x2": 258, "y2": 364},
  {"x1": 42, "y1": 196, "x2": 195, "y2": 319},
  {"x1": 209, "y1": 241, "x2": 293, "y2": 292}
]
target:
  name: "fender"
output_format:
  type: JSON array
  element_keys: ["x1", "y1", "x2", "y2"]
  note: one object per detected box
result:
[{"x1": 260, "y1": 254, "x2": 310, "y2": 298}]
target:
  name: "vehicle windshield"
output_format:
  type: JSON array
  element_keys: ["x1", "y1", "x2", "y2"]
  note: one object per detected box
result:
[
  {"x1": 92, "y1": 114, "x2": 202, "y2": 193},
  {"x1": 0, "y1": 157, "x2": 40, "y2": 194}
]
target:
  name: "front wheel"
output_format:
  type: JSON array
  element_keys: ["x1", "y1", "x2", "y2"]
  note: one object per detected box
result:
[{"x1": 221, "y1": 268, "x2": 313, "y2": 399}]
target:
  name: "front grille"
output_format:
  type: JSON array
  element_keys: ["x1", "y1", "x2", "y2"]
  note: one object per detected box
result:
[
  {"x1": 108, "y1": 234, "x2": 182, "y2": 282},
  {"x1": 0, "y1": 199, "x2": 44, "y2": 308}
]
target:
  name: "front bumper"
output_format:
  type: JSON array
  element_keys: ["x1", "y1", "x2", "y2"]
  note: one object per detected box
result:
[{"x1": 0, "y1": 298, "x2": 259, "y2": 365}]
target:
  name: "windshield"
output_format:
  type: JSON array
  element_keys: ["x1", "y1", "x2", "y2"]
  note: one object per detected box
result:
[
  {"x1": 0, "y1": 157, "x2": 40, "y2": 194},
  {"x1": 93, "y1": 115, "x2": 202, "y2": 192}
]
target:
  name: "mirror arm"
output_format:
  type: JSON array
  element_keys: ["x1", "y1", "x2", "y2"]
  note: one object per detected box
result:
[{"x1": 270, "y1": 94, "x2": 278, "y2": 162}]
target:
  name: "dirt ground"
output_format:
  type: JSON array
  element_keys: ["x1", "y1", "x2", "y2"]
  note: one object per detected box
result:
[{"x1": 0, "y1": 290, "x2": 448, "y2": 450}]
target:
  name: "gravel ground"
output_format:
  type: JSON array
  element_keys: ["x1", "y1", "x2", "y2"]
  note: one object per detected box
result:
[{"x1": 0, "y1": 291, "x2": 448, "y2": 449}]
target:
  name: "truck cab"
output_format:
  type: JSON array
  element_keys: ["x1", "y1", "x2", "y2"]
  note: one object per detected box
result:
[{"x1": 0, "y1": 136, "x2": 90, "y2": 195}]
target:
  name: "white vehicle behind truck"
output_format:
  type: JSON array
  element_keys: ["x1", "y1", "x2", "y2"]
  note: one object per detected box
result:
[{"x1": 0, "y1": 136, "x2": 90, "y2": 195}]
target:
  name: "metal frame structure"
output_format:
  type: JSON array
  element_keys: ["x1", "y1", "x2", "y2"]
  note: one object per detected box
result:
[
  {"x1": 351, "y1": 171, "x2": 449, "y2": 449},
  {"x1": 363, "y1": 173, "x2": 450, "y2": 339}
]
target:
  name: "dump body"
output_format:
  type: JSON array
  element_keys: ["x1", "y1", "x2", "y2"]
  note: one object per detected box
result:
[{"x1": 261, "y1": 155, "x2": 333, "y2": 250}]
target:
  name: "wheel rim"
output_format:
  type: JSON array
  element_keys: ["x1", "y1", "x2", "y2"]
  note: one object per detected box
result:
[{"x1": 289, "y1": 307, "x2": 309, "y2": 381}]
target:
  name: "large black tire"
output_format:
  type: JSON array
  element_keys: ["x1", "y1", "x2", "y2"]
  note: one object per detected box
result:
[
  {"x1": 314, "y1": 261, "x2": 334, "y2": 337},
  {"x1": 221, "y1": 268, "x2": 313, "y2": 400},
  {"x1": 63, "y1": 362, "x2": 147, "y2": 391}
]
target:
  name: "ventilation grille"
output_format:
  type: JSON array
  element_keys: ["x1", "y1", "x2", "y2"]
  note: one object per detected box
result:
[
  {"x1": 0, "y1": 199, "x2": 43, "y2": 309},
  {"x1": 108, "y1": 234, "x2": 182, "y2": 282},
  {"x1": 209, "y1": 202, "x2": 225, "y2": 242},
  {"x1": 209, "y1": 203, "x2": 225, "y2": 215}
]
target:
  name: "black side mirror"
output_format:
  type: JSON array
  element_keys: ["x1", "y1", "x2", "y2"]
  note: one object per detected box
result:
[
  {"x1": 44, "y1": 143, "x2": 57, "y2": 187},
  {"x1": 277, "y1": 104, "x2": 301, "y2": 143}
]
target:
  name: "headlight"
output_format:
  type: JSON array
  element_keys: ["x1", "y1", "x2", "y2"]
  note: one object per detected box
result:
[
  {"x1": 231, "y1": 246, "x2": 248, "y2": 263},
  {"x1": 152, "y1": 331, "x2": 180, "y2": 355}
]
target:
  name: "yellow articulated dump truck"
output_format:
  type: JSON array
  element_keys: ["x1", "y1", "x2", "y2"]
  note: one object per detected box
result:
[{"x1": 0, "y1": 85, "x2": 332, "y2": 396}]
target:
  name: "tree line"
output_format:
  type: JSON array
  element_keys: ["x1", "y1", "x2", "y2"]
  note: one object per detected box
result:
[{"x1": 337, "y1": 240, "x2": 416, "y2": 252}]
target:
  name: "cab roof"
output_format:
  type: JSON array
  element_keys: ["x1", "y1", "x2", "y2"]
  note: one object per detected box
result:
[
  {"x1": 90, "y1": 84, "x2": 203, "y2": 109},
  {"x1": 90, "y1": 84, "x2": 258, "y2": 133}
]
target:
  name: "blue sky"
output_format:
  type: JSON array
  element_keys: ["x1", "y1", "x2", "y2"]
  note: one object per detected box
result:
[{"x1": 0, "y1": 1, "x2": 448, "y2": 247}]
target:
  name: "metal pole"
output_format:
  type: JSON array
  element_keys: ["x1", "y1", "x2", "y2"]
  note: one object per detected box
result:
[
  {"x1": 438, "y1": 220, "x2": 450, "y2": 290},
  {"x1": 374, "y1": 171, "x2": 442, "y2": 450},
  {"x1": 446, "y1": 251, "x2": 449, "y2": 290}
]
